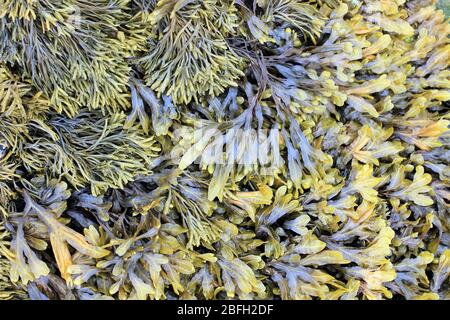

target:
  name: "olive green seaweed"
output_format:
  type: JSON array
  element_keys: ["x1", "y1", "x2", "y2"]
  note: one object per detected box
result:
[{"x1": 0, "y1": 0, "x2": 449, "y2": 300}]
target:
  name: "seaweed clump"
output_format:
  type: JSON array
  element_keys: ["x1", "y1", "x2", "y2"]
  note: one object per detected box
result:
[{"x1": 0, "y1": 0, "x2": 449, "y2": 300}]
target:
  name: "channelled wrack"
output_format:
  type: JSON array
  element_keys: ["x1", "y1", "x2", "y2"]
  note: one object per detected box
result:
[{"x1": 0, "y1": 0, "x2": 449, "y2": 300}]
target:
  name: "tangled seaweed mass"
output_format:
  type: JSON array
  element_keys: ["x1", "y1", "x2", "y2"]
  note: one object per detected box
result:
[{"x1": 0, "y1": 0, "x2": 449, "y2": 300}]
